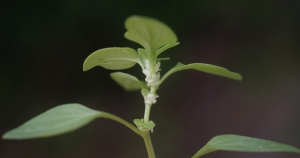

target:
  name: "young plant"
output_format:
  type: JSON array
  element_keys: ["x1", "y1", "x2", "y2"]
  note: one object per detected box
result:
[{"x1": 2, "y1": 15, "x2": 300, "y2": 158}]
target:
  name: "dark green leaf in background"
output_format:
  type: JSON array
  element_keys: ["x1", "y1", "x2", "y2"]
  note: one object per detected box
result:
[{"x1": 110, "y1": 72, "x2": 146, "y2": 91}]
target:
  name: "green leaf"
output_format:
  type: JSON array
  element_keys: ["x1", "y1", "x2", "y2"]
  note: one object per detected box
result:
[
  {"x1": 110, "y1": 72, "x2": 146, "y2": 91},
  {"x1": 2, "y1": 104, "x2": 143, "y2": 140},
  {"x1": 133, "y1": 119, "x2": 155, "y2": 131},
  {"x1": 137, "y1": 48, "x2": 148, "y2": 66},
  {"x1": 83, "y1": 47, "x2": 142, "y2": 71},
  {"x1": 160, "y1": 62, "x2": 242, "y2": 85},
  {"x1": 192, "y1": 134, "x2": 300, "y2": 158},
  {"x1": 141, "y1": 89, "x2": 150, "y2": 98},
  {"x1": 157, "y1": 57, "x2": 170, "y2": 61},
  {"x1": 2, "y1": 104, "x2": 100, "y2": 139},
  {"x1": 124, "y1": 15, "x2": 178, "y2": 52},
  {"x1": 156, "y1": 42, "x2": 180, "y2": 57}
]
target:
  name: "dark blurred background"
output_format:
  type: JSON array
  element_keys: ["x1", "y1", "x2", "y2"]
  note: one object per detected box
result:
[{"x1": 1, "y1": 0, "x2": 300, "y2": 158}]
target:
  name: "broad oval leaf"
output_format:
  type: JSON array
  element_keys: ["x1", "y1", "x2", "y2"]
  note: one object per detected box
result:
[
  {"x1": 110, "y1": 72, "x2": 146, "y2": 91},
  {"x1": 160, "y1": 62, "x2": 242, "y2": 85},
  {"x1": 124, "y1": 15, "x2": 178, "y2": 52},
  {"x1": 2, "y1": 104, "x2": 100, "y2": 139},
  {"x1": 83, "y1": 47, "x2": 142, "y2": 71},
  {"x1": 192, "y1": 134, "x2": 300, "y2": 158}
]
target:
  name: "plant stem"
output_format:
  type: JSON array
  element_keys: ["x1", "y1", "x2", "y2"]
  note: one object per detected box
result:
[
  {"x1": 100, "y1": 112, "x2": 143, "y2": 136},
  {"x1": 142, "y1": 49, "x2": 158, "y2": 157},
  {"x1": 142, "y1": 131, "x2": 156, "y2": 158},
  {"x1": 100, "y1": 112, "x2": 156, "y2": 157},
  {"x1": 144, "y1": 104, "x2": 152, "y2": 122},
  {"x1": 144, "y1": 86, "x2": 157, "y2": 122}
]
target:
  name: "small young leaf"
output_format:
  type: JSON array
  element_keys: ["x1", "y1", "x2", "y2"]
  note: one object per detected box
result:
[
  {"x1": 191, "y1": 134, "x2": 300, "y2": 158},
  {"x1": 83, "y1": 47, "x2": 142, "y2": 71},
  {"x1": 156, "y1": 42, "x2": 179, "y2": 57},
  {"x1": 110, "y1": 72, "x2": 146, "y2": 91},
  {"x1": 124, "y1": 15, "x2": 178, "y2": 52},
  {"x1": 133, "y1": 119, "x2": 155, "y2": 131},
  {"x1": 2, "y1": 104, "x2": 100, "y2": 139},
  {"x1": 133, "y1": 118, "x2": 144, "y2": 125},
  {"x1": 141, "y1": 89, "x2": 150, "y2": 98},
  {"x1": 160, "y1": 62, "x2": 242, "y2": 85},
  {"x1": 156, "y1": 57, "x2": 170, "y2": 61}
]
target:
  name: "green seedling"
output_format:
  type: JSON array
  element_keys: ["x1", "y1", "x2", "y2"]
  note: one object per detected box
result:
[{"x1": 3, "y1": 15, "x2": 300, "y2": 158}]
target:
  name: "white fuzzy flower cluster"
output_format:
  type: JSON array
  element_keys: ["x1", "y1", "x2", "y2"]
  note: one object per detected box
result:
[
  {"x1": 144, "y1": 93, "x2": 159, "y2": 104},
  {"x1": 142, "y1": 60, "x2": 161, "y2": 104},
  {"x1": 142, "y1": 60, "x2": 161, "y2": 87}
]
